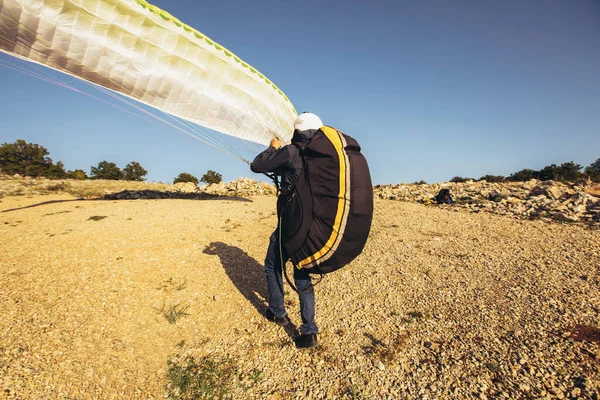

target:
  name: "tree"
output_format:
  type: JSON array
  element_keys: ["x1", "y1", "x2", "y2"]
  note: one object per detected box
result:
[
  {"x1": 201, "y1": 170, "x2": 223, "y2": 184},
  {"x1": 90, "y1": 161, "x2": 122, "y2": 180},
  {"x1": 538, "y1": 164, "x2": 558, "y2": 181},
  {"x1": 555, "y1": 162, "x2": 583, "y2": 182},
  {"x1": 122, "y1": 161, "x2": 148, "y2": 181},
  {"x1": 508, "y1": 169, "x2": 539, "y2": 182},
  {"x1": 588, "y1": 158, "x2": 600, "y2": 174},
  {"x1": 478, "y1": 175, "x2": 505, "y2": 183},
  {"x1": 67, "y1": 169, "x2": 88, "y2": 180},
  {"x1": 173, "y1": 172, "x2": 199, "y2": 185},
  {"x1": 0, "y1": 139, "x2": 54, "y2": 177},
  {"x1": 538, "y1": 162, "x2": 583, "y2": 182},
  {"x1": 585, "y1": 158, "x2": 600, "y2": 182},
  {"x1": 47, "y1": 161, "x2": 68, "y2": 179}
]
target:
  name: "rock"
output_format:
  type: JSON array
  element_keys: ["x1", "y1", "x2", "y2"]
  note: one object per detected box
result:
[
  {"x1": 173, "y1": 182, "x2": 198, "y2": 193},
  {"x1": 487, "y1": 192, "x2": 504, "y2": 202},
  {"x1": 553, "y1": 213, "x2": 579, "y2": 223},
  {"x1": 546, "y1": 186, "x2": 566, "y2": 200},
  {"x1": 585, "y1": 186, "x2": 600, "y2": 198},
  {"x1": 530, "y1": 186, "x2": 548, "y2": 197}
]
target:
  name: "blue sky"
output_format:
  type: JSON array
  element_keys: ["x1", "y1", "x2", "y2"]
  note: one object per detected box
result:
[{"x1": 1, "y1": 0, "x2": 599, "y2": 184}]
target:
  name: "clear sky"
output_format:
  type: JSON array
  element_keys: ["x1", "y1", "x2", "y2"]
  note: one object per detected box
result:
[{"x1": 1, "y1": 0, "x2": 599, "y2": 184}]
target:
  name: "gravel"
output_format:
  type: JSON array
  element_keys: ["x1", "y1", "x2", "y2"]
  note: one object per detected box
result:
[{"x1": 0, "y1": 194, "x2": 598, "y2": 399}]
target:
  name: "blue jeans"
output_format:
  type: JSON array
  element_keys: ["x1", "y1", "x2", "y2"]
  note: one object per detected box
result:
[{"x1": 264, "y1": 230, "x2": 318, "y2": 335}]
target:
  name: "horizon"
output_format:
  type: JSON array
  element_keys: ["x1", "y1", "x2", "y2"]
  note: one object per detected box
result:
[{"x1": 1, "y1": 0, "x2": 599, "y2": 184}]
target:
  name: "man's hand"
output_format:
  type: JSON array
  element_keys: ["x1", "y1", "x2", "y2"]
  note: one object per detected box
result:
[{"x1": 270, "y1": 137, "x2": 281, "y2": 150}]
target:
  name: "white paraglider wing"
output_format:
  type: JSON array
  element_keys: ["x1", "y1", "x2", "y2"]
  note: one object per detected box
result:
[{"x1": 0, "y1": 0, "x2": 297, "y2": 146}]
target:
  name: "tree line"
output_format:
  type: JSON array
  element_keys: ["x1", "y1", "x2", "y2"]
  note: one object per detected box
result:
[
  {"x1": 449, "y1": 160, "x2": 600, "y2": 184},
  {"x1": 0, "y1": 139, "x2": 222, "y2": 184},
  {"x1": 3, "y1": 139, "x2": 596, "y2": 186}
]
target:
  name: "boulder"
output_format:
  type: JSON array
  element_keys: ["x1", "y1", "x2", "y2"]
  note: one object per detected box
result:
[
  {"x1": 487, "y1": 192, "x2": 505, "y2": 202},
  {"x1": 585, "y1": 186, "x2": 600, "y2": 198},
  {"x1": 173, "y1": 182, "x2": 198, "y2": 193}
]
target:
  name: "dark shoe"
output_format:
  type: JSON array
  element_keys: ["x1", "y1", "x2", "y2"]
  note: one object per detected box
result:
[
  {"x1": 264, "y1": 308, "x2": 291, "y2": 326},
  {"x1": 294, "y1": 333, "x2": 318, "y2": 349}
]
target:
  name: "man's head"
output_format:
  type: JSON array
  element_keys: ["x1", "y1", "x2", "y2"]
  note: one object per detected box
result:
[{"x1": 294, "y1": 112, "x2": 323, "y2": 133}]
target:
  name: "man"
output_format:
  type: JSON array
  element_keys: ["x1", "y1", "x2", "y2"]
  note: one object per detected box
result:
[{"x1": 250, "y1": 112, "x2": 323, "y2": 349}]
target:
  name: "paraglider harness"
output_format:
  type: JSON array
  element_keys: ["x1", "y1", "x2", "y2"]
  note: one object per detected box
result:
[
  {"x1": 260, "y1": 126, "x2": 373, "y2": 294},
  {"x1": 263, "y1": 169, "x2": 323, "y2": 294},
  {"x1": 263, "y1": 172, "x2": 280, "y2": 195}
]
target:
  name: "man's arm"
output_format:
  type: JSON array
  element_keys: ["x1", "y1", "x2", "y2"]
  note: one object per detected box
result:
[{"x1": 250, "y1": 145, "x2": 294, "y2": 173}]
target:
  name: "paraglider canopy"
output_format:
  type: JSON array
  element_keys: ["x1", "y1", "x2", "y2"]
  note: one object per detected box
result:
[{"x1": 0, "y1": 0, "x2": 298, "y2": 157}]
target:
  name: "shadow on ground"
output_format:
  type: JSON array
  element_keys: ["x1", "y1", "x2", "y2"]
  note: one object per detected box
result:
[
  {"x1": 1, "y1": 191, "x2": 252, "y2": 213},
  {"x1": 203, "y1": 241, "x2": 299, "y2": 337},
  {"x1": 1, "y1": 199, "x2": 88, "y2": 213},
  {"x1": 102, "y1": 190, "x2": 253, "y2": 202}
]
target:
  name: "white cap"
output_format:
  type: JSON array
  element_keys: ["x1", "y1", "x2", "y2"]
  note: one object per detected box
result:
[{"x1": 294, "y1": 112, "x2": 323, "y2": 132}]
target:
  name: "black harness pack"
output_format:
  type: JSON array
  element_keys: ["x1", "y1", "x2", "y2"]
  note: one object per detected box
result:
[{"x1": 279, "y1": 126, "x2": 373, "y2": 274}]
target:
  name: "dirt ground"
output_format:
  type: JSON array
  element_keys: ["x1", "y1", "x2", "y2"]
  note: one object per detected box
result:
[{"x1": 1, "y1": 194, "x2": 599, "y2": 399}]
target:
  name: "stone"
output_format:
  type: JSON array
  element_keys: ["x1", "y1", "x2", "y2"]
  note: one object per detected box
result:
[
  {"x1": 553, "y1": 213, "x2": 579, "y2": 223},
  {"x1": 546, "y1": 186, "x2": 565, "y2": 200},
  {"x1": 530, "y1": 186, "x2": 547, "y2": 197},
  {"x1": 585, "y1": 186, "x2": 600, "y2": 198}
]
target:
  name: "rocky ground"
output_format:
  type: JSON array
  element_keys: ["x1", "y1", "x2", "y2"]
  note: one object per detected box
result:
[
  {"x1": 0, "y1": 178, "x2": 599, "y2": 399},
  {"x1": 374, "y1": 179, "x2": 600, "y2": 226}
]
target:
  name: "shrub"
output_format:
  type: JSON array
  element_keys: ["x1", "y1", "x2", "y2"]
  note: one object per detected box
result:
[
  {"x1": 539, "y1": 162, "x2": 583, "y2": 183},
  {"x1": 449, "y1": 176, "x2": 473, "y2": 183},
  {"x1": 508, "y1": 169, "x2": 539, "y2": 182},
  {"x1": 584, "y1": 158, "x2": 600, "y2": 182},
  {"x1": 174, "y1": 173, "x2": 199, "y2": 185},
  {"x1": 67, "y1": 169, "x2": 88, "y2": 180},
  {"x1": 478, "y1": 175, "x2": 505, "y2": 183}
]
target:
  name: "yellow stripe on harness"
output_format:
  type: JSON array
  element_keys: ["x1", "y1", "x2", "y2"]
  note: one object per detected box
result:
[{"x1": 297, "y1": 126, "x2": 349, "y2": 268}]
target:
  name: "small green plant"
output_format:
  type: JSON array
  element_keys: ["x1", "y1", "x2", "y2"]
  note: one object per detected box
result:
[
  {"x1": 88, "y1": 215, "x2": 107, "y2": 221},
  {"x1": 247, "y1": 369, "x2": 262, "y2": 383},
  {"x1": 340, "y1": 381, "x2": 366, "y2": 399},
  {"x1": 45, "y1": 182, "x2": 67, "y2": 192},
  {"x1": 485, "y1": 362, "x2": 500, "y2": 373},
  {"x1": 166, "y1": 355, "x2": 234, "y2": 399},
  {"x1": 363, "y1": 332, "x2": 408, "y2": 362},
  {"x1": 44, "y1": 210, "x2": 71, "y2": 216},
  {"x1": 161, "y1": 302, "x2": 191, "y2": 324},
  {"x1": 176, "y1": 280, "x2": 188, "y2": 291},
  {"x1": 402, "y1": 311, "x2": 431, "y2": 324}
]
